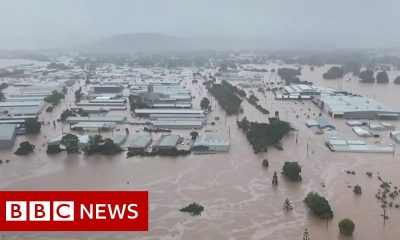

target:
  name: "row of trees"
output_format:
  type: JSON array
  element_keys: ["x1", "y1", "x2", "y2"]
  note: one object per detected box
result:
[
  {"x1": 323, "y1": 66, "x2": 344, "y2": 79},
  {"x1": 247, "y1": 94, "x2": 270, "y2": 114},
  {"x1": 359, "y1": 70, "x2": 390, "y2": 83},
  {"x1": 208, "y1": 83, "x2": 242, "y2": 115}
]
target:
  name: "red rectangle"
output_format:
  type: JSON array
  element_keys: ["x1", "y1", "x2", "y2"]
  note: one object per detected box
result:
[{"x1": 0, "y1": 191, "x2": 148, "y2": 231}]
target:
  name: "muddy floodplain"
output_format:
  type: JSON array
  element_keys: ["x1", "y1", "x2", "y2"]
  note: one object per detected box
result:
[{"x1": 0, "y1": 60, "x2": 400, "y2": 240}]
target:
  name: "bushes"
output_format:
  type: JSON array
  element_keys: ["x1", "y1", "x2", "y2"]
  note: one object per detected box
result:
[
  {"x1": 338, "y1": 218, "x2": 355, "y2": 236},
  {"x1": 282, "y1": 162, "x2": 302, "y2": 181},
  {"x1": 180, "y1": 202, "x2": 204, "y2": 216},
  {"x1": 247, "y1": 94, "x2": 270, "y2": 114},
  {"x1": 15, "y1": 141, "x2": 35, "y2": 155},
  {"x1": 303, "y1": 192, "x2": 333, "y2": 219},
  {"x1": 46, "y1": 144, "x2": 62, "y2": 154},
  {"x1": 353, "y1": 185, "x2": 362, "y2": 194}
]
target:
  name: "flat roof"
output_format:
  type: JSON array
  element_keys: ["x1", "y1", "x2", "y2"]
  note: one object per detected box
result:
[
  {"x1": 154, "y1": 134, "x2": 181, "y2": 147},
  {"x1": 135, "y1": 109, "x2": 204, "y2": 115},
  {"x1": 319, "y1": 95, "x2": 399, "y2": 114},
  {"x1": 0, "y1": 124, "x2": 17, "y2": 140},
  {"x1": 153, "y1": 120, "x2": 203, "y2": 126},
  {"x1": 193, "y1": 134, "x2": 230, "y2": 147},
  {"x1": 65, "y1": 116, "x2": 127, "y2": 123},
  {"x1": 130, "y1": 136, "x2": 152, "y2": 148},
  {"x1": 71, "y1": 122, "x2": 116, "y2": 129}
]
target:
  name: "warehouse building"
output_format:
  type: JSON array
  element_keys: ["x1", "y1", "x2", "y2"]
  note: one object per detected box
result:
[
  {"x1": 352, "y1": 127, "x2": 371, "y2": 137},
  {"x1": 149, "y1": 113, "x2": 205, "y2": 120},
  {"x1": 48, "y1": 134, "x2": 90, "y2": 149},
  {"x1": 152, "y1": 134, "x2": 182, "y2": 151},
  {"x1": 65, "y1": 116, "x2": 127, "y2": 124},
  {"x1": 192, "y1": 135, "x2": 230, "y2": 153},
  {"x1": 92, "y1": 85, "x2": 123, "y2": 94},
  {"x1": 70, "y1": 122, "x2": 116, "y2": 131},
  {"x1": 390, "y1": 131, "x2": 400, "y2": 143},
  {"x1": 0, "y1": 124, "x2": 17, "y2": 149},
  {"x1": 128, "y1": 136, "x2": 152, "y2": 152},
  {"x1": 152, "y1": 120, "x2": 204, "y2": 129},
  {"x1": 315, "y1": 95, "x2": 400, "y2": 119},
  {"x1": 135, "y1": 109, "x2": 204, "y2": 117},
  {"x1": 325, "y1": 138, "x2": 393, "y2": 153},
  {"x1": 282, "y1": 84, "x2": 347, "y2": 97}
]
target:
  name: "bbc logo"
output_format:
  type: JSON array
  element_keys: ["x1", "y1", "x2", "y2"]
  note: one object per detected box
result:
[{"x1": 5, "y1": 201, "x2": 74, "y2": 221}]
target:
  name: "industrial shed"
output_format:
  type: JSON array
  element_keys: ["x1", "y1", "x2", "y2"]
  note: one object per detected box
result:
[
  {"x1": 128, "y1": 136, "x2": 152, "y2": 152},
  {"x1": 135, "y1": 109, "x2": 204, "y2": 117},
  {"x1": 390, "y1": 131, "x2": 400, "y2": 143},
  {"x1": 70, "y1": 122, "x2": 116, "y2": 131},
  {"x1": 152, "y1": 135, "x2": 182, "y2": 150},
  {"x1": 192, "y1": 135, "x2": 230, "y2": 153},
  {"x1": 0, "y1": 124, "x2": 17, "y2": 149},
  {"x1": 65, "y1": 116, "x2": 127, "y2": 124},
  {"x1": 352, "y1": 127, "x2": 371, "y2": 137},
  {"x1": 317, "y1": 95, "x2": 400, "y2": 119},
  {"x1": 152, "y1": 120, "x2": 203, "y2": 129}
]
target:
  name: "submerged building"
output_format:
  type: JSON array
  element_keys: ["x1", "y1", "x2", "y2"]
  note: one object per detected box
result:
[
  {"x1": 191, "y1": 135, "x2": 230, "y2": 153},
  {"x1": 0, "y1": 124, "x2": 17, "y2": 149}
]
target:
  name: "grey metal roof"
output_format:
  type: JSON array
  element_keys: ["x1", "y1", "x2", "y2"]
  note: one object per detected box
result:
[
  {"x1": 154, "y1": 134, "x2": 181, "y2": 147},
  {"x1": 71, "y1": 122, "x2": 115, "y2": 129},
  {"x1": 193, "y1": 134, "x2": 230, "y2": 147},
  {"x1": 66, "y1": 116, "x2": 127, "y2": 123},
  {"x1": 130, "y1": 136, "x2": 152, "y2": 148},
  {"x1": 319, "y1": 95, "x2": 399, "y2": 114},
  {"x1": 0, "y1": 124, "x2": 17, "y2": 140},
  {"x1": 135, "y1": 109, "x2": 204, "y2": 115}
]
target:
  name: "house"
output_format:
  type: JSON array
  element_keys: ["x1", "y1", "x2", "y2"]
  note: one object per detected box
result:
[{"x1": 390, "y1": 131, "x2": 400, "y2": 143}]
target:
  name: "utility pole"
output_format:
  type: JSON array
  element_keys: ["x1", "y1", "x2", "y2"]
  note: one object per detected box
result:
[
  {"x1": 307, "y1": 141, "x2": 309, "y2": 156},
  {"x1": 381, "y1": 208, "x2": 388, "y2": 226}
]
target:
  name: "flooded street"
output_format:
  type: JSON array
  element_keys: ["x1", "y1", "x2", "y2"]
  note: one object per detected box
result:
[{"x1": 1, "y1": 60, "x2": 400, "y2": 239}]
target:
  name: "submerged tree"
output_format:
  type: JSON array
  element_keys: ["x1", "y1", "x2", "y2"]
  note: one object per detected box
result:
[
  {"x1": 200, "y1": 97, "x2": 210, "y2": 110},
  {"x1": 15, "y1": 141, "x2": 35, "y2": 155},
  {"x1": 180, "y1": 202, "x2": 204, "y2": 216},
  {"x1": 353, "y1": 185, "x2": 362, "y2": 194},
  {"x1": 303, "y1": 228, "x2": 311, "y2": 240},
  {"x1": 272, "y1": 171, "x2": 278, "y2": 186},
  {"x1": 283, "y1": 198, "x2": 293, "y2": 211},
  {"x1": 24, "y1": 118, "x2": 41, "y2": 134},
  {"x1": 338, "y1": 218, "x2": 355, "y2": 236},
  {"x1": 61, "y1": 133, "x2": 79, "y2": 153}
]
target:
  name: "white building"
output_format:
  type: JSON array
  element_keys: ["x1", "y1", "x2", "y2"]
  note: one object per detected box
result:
[{"x1": 192, "y1": 135, "x2": 230, "y2": 153}]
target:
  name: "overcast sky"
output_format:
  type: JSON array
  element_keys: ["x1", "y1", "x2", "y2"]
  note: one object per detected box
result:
[{"x1": 1, "y1": 0, "x2": 399, "y2": 50}]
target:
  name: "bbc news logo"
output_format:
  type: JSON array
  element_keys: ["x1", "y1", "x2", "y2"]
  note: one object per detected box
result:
[{"x1": 0, "y1": 191, "x2": 148, "y2": 231}]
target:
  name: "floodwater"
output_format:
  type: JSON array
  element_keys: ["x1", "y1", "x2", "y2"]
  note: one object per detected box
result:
[{"x1": 0, "y1": 59, "x2": 400, "y2": 239}]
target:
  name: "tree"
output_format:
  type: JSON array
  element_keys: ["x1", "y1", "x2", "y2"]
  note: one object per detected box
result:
[
  {"x1": 272, "y1": 171, "x2": 278, "y2": 186},
  {"x1": 180, "y1": 202, "x2": 204, "y2": 216},
  {"x1": 60, "y1": 109, "x2": 76, "y2": 121},
  {"x1": 15, "y1": 141, "x2": 35, "y2": 155},
  {"x1": 190, "y1": 131, "x2": 199, "y2": 140},
  {"x1": 323, "y1": 66, "x2": 344, "y2": 79},
  {"x1": 283, "y1": 198, "x2": 293, "y2": 211},
  {"x1": 61, "y1": 134, "x2": 79, "y2": 153},
  {"x1": 376, "y1": 71, "x2": 389, "y2": 83},
  {"x1": 338, "y1": 218, "x2": 355, "y2": 236},
  {"x1": 44, "y1": 90, "x2": 65, "y2": 105},
  {"x1": 282, "y1": 162, "x2": 302, "y2": 181},
  {"x1": 24, "y1": 118, "x2": 41, "y2": 134},
  {"x1": 303, "y1": 228, "x2": 310, "y2": 240},
  {"x1": 394, "y1": 76, "x2": 400, "y2": 84},
  {"x1": 262, "y1": 159, "x2": 269, "y2": 168},
  {"x1": 200, "y1": 97, "x2": 210, "y2": 110},
  {"x1": 359, "y1": 69, "x2": 375, "y2": 83},
  {"x1": 353, "y1": 185, "x2": 362, "y2": 194},
  {"x1": 303, "y1": 192, "x2": 333, "y2": 219},
  {"x1": 0, "y1": 91, "x2": 4, "y2": 101}
]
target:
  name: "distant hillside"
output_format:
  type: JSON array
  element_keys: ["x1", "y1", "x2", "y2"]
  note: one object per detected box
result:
[{"x1": 80, "y1": 33, "x2": 271, "y2": 53}]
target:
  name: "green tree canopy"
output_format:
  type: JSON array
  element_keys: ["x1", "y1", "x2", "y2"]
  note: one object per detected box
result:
[
  {"x1": 359, "y1": 69, "x2": 375, "y2": 83},
  {"x1": 282, "y1": 162, "x2": 302, "y2": 181},
  {"x1": 61, "y1": 134, "x2": 79, "y2": 153},
  {"x1": 24, "y1": 118, "x2": 41, "y2": 134},
  {"x1": 376, "y1": 71, "x2": 389, "y2": 83},
  {"x1": 303, "y1": 192, "x2": 333, "y2": 219},
  {"x1": 338, "y1": 218, "x2": 355, "y2": 236},
  {"x1": 200, "y1": 97, "x2": 210, "y2": 110}
]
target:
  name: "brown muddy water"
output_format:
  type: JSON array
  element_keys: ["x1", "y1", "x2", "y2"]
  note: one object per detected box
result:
[{"x1": 1, "y1": 60, "x2": 400, "y2": 239}]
